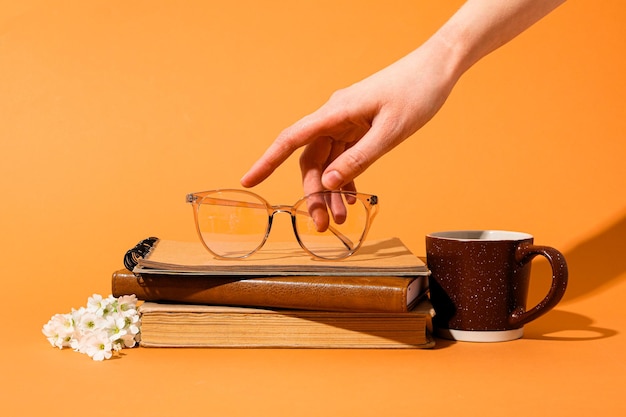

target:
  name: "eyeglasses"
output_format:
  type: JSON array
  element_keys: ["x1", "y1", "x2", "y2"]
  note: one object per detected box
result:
[{"x1": 186, "y1": 189, "x2": 379, "y2": 260}]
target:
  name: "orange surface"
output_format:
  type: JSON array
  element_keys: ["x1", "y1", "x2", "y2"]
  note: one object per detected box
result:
[{"x1": 1, "y1": 1, "x2": 625, "y2": 416}]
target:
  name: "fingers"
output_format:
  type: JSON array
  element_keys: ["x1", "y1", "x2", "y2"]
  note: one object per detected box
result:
[
  {"x1": 241, "y1": 90, "x2": 371, "y2": 189},
  {"x1": 326, "y1": 191, "x2": 348, "y2": 224},
  {"x1": 240, "y1": 114, "x2": 330, "y2": 188},
  {"x1": 303, "y1": 191, "x2": 330, "y2": 232},
  {"x1": 300, "y1": 136, "x2": 357, "y2": 232},
  {"x1": 240, "y1": 87, "x2": 389, "y2": 193},
  {"x1": 239, "y1": 134, "x2": 298, "y2": 188},
  {"x1": 321, "y1": 121, "x2": 391, "y2": 190},
  {"x1": 300, "y1": 136, "x2": 333, "y2": 195}
]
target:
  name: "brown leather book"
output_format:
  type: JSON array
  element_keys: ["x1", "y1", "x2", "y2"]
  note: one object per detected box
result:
[
  {"x1": 112, "y1": 269, "x2": 428, "y2": 313},
  {"x1": 138, "y1": 300, "x2": 436, "y2": 349}
]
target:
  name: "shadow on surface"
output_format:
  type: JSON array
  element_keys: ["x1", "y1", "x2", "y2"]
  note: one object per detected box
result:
[
  {"x1": 530, "y1": 210, "x2": 626, "y2": 304},
  {"x1": 430, "y1": 308, "x2": 618, "y2": 345},
  {"x1": 523, "y1": 211, "x2": 625, "y2": 341},
  {"x1": 524, "y1": 309, "x2": 618, "y2": 341}
]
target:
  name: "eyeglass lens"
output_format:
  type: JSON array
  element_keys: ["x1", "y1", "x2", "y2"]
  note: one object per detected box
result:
[{"x1": 194, "y1": 190, "x2": 371, "y2": 259}]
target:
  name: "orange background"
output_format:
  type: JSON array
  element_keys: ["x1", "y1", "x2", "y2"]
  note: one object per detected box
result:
[{"x1": 1, "y1": 1, "x2": 624, "y2": 416}]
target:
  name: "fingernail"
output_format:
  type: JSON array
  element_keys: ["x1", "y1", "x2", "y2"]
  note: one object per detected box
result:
[{"x1": 322, "y1": 170, "x2": 343, "y2": 190}]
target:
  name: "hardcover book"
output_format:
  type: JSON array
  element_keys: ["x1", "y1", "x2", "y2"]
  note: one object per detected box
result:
[
  {"x1": 138, "y1": 299, "x2": 436, "y2": 349},
  {"x1": 112, "y1": 269, "x2": 428, "y2": 313}
]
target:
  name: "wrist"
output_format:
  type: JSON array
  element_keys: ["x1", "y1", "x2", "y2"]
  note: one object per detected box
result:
[{"x1": 430, "y1": 0, "x2": 567, "y2": 77}]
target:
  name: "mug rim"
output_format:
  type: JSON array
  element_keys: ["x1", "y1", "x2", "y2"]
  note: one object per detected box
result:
[{"x1": 427, "y1": 230, "x2": 533, "y2": 242}]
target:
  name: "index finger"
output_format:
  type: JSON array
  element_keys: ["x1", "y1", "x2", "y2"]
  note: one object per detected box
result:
[{"x1": 240, "y1": 116, "x2": 324, "y2": 188}]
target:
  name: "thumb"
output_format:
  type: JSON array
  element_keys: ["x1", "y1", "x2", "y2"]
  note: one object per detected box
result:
[{"x1": 321, "y1": 127, "x2": 386, "y2": 190}]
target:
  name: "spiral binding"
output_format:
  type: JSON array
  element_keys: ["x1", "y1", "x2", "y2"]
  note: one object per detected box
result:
[{"x1": 124, "y1": 237, "x2": 159, "y2": 271}]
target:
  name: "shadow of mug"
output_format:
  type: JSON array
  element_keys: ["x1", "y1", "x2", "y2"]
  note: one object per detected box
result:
[{"x1": 524, "y1": 309, "x2": 618, "y2": 341}]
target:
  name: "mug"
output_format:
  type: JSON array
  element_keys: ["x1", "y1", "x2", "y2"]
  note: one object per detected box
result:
[{"x1": 426, "y1": 230, "x2": 568, "y2": 342}]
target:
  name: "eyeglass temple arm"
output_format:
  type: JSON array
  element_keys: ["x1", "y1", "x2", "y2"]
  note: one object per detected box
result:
[
  {"x1": 188, "y1": 195, "x2": 354, "y2": 251},
  {"x1": 294, "y1": 209, "x2": 354, "y2": 250}
]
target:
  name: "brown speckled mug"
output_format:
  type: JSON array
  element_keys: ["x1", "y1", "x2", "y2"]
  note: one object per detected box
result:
[{"x1": 426, "y1": 230, "x2": 568, "y2": 342}]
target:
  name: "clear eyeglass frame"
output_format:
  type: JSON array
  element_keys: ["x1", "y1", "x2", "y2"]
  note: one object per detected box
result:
[{"x1": 186, "y1": 189, "x2": 379, "y2": 260}]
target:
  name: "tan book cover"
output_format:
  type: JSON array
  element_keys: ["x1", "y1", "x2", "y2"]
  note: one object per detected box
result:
[
  {"x1": 138, "y1": 299, "x2": 435, "y2": 349},
  {"x1": 133, "y1": 237, "x2": 429, "y2": 277}
]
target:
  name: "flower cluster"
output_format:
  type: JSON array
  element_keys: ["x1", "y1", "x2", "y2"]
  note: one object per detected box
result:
[{"x1": 42, "y1": 294, "x2": 141, "y2": 361}]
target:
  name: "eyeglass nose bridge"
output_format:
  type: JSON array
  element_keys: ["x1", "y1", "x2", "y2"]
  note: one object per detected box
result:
[
  {"x1": 266, "y1": 204, "x2": 298, "y2": 233},
  {"x1": 270, "y1": 204, "x2": 296, "y2": 214}
]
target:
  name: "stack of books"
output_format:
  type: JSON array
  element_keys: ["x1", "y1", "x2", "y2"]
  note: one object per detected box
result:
[{"x1": 113, "y1": 237, "x2": 434, "y2": 348}]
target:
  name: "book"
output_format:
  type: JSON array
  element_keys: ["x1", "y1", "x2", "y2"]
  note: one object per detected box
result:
[
  {"x1": 138, "y1": 299, "x2": 436, "y2": 349},
  {"x1": 112, "y1": 269, "x2": 428, "y2": 313},
  {"x1": 127, "y1": 237, "x2": 430, "y2": 277}
]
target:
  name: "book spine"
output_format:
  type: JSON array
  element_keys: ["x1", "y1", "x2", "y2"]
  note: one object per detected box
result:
[{"x1": 112, "y1": 269, "x2": 422, "y2": 313}]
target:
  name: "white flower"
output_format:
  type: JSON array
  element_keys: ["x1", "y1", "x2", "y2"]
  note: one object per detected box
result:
[
  {"x1": 76, "y1": 311, "x2": 105, "y2": 333},
  {"x1": 42, "y1": 313, "x2": 75, "y2": 349},
  {"x1": 86, "y1": 294, "x2": 103, "y2": 312},
  {"x1": 87, "y1": 293, "x2": 115, "y2": 317},
  {"x1": 80, "y1": 332, "x2": 113, "y2": 361},
  {"x1": 126, "y1": 314, "x2": 141, "y2": 335},
  {"x1": 106, "y1": 314, "x2": 129, "y2": 341},
  {"x1": 117, "y1": 294, "x2": 139, "y2": 317},
  {"x1": 43, "y1": 294, "x2": 141, "y2": 361},
  {"x1": 122, "y1": 333, "x2": 139, "y2": 348}
]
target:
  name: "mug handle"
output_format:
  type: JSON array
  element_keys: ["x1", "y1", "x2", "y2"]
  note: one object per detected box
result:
[{"x1": 508, "y1": 244, "x2": 569, "y2": 327}]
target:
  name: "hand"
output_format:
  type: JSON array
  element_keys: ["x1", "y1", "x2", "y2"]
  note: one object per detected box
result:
[{"x1": 240, "y1": 37, "x2": 460, "y2": 196}]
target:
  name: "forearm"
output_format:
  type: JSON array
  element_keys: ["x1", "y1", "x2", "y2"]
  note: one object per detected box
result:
[{"x1": 434, "y1": 0, "x2": 566, "y2": 78}]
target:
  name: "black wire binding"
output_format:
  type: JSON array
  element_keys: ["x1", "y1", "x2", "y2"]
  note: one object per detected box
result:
[{"x1": 123, "y1": 237, "x2": 159, "y2": 271}]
